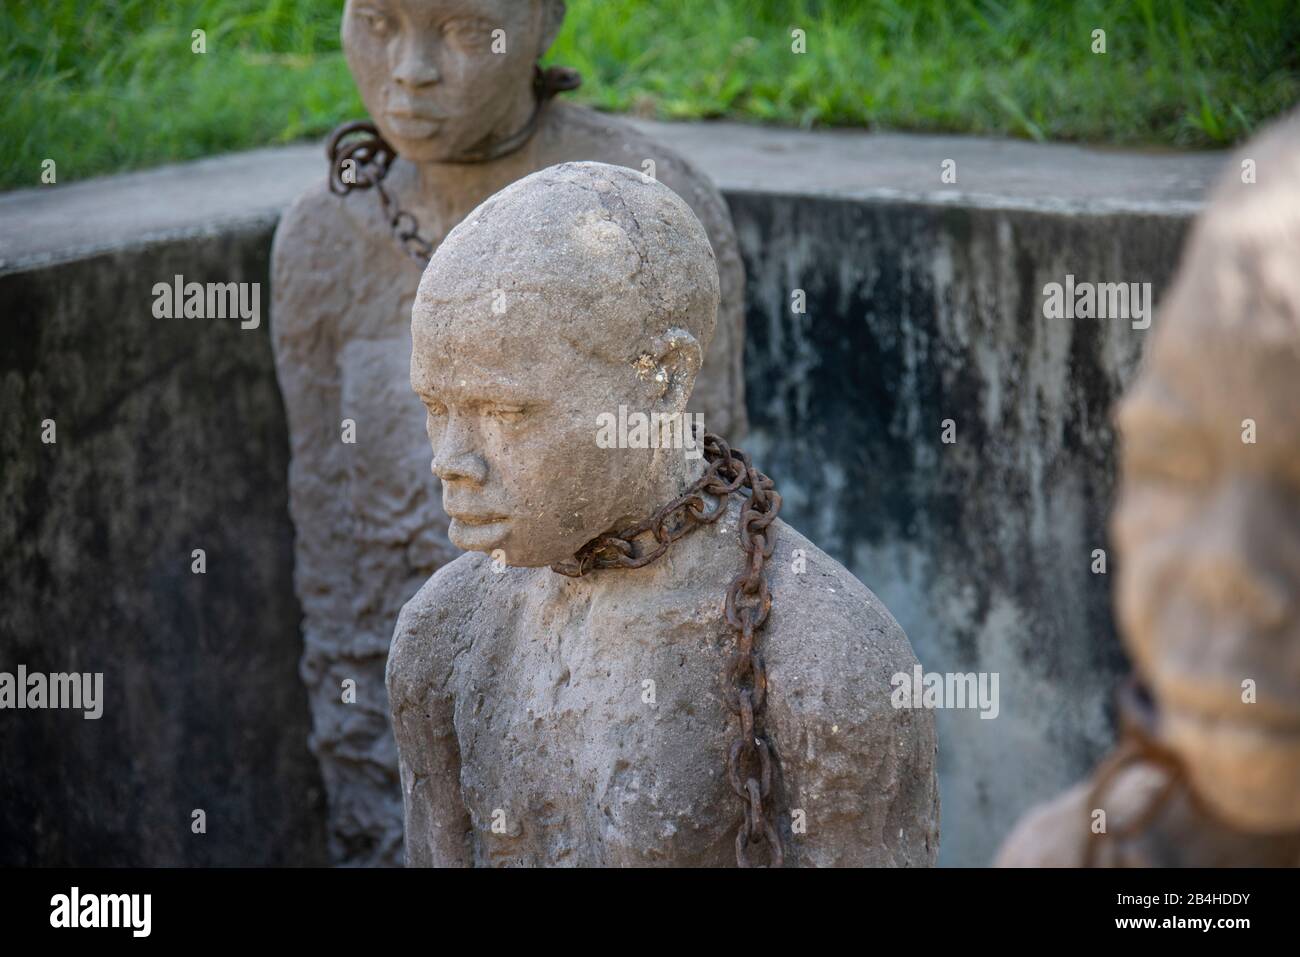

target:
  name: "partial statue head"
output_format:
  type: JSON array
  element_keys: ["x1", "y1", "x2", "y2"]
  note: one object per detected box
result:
[
  {"x1": 410, "y1": 161, "x2": 720, "y2": 566},
  {"x1": 1111, "y1": 111, "x2": 1300, "y2": 832},
  {"x1": 342, "y1": 0, "x2": 566, "y2": 162}
]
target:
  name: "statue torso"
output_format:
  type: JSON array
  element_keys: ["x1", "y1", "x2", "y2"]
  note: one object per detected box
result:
[
  {"x1": 405, "y1": 500, "x2": 939, "y2": 867},
  {"x1": 449, "y1": 559, "x2": 740, "y2": 866},
  {"x1": 446, "y1": 499, "x2": 761, "y2": 866}
]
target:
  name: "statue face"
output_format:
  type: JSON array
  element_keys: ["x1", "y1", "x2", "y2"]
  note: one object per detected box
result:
[
  {"x1": 342, "y1": 0, "x2": 546, "y2": 162},
  {"x1": 1113, "y1": 321, "x2": 1300, "y2": 831},
  {"x1": 410, "y1": 303, "x2": 681, "y2": 568}
]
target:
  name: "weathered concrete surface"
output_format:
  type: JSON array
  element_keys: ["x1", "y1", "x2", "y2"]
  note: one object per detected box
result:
[
  {"x1": 0, "y1": 119, "x2": 1226, "y2": 266},
  {"x1": 732, "y1": 193, "x2": 1192, "y2": 865},
  {"x1": 0, "y1": 144, "x2": 320, "y2": 272},
  {"x1": 638, "y1": 121, "x2": 1223, "y2": 215},
  {"x1": 0, "y1": 119, "x2": 1228, "y2": 865},
  {"x1": 0, "y1": 227, "x2": 329, "y2": 866}
]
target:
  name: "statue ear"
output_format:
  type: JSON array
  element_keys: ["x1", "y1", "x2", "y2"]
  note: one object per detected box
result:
[
  {"x1": 650, "y1": 329, "x2": 702, "y2": 410},
  {"x1": 538, "y1": 0, "x2": 566, "y2": 57}
]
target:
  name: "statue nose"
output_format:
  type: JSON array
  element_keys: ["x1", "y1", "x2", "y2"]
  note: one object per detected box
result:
[
  {"x1": 393, "y1": 42, "x2": 440, "y2": 87},
  {"x1": 432, "y1": 446, "x2": 488, "y2": 485}
]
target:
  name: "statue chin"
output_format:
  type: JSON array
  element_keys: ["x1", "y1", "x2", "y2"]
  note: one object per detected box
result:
[
  {"x1": 381, "y1": 130, "x2": 456, "y2": 164},
  {"x1": 377, "y1": 107, "x2": 525, "y2": 164},
  {"x1": 1166, "y1": 710, "x2": 1300, "y2": 832}
]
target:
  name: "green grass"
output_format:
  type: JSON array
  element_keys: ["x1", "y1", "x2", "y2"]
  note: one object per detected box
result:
[{"x1": 3, "y1": 0, "x2": 1297, "y2": 190}]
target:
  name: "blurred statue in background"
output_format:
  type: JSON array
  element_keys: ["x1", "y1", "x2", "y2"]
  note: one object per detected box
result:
[
  {"x1": 271, "y1": 0, "x2": 746, "y2": 864},
  {"x1": 997, "y1": 109, "x2": 1300, "y2": 867},
  {"x1": 388, "y1": 162, "x2": 938, "y2": 867}
]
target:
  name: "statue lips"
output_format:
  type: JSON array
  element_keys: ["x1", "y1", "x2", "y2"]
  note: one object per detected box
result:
[
  {"x1": 385, "y1": 109, "x2": 445, "y2": 140},
  {"x1": 446, "y1": 510, "x2": 511, "y2": 550}
]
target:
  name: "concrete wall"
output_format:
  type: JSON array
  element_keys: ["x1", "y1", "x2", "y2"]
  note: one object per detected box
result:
[
  {"x1": 0, "y1": 121, "x2": 1223, "y2": 866},
  {"x1": 730, "y1": 193, "x2": 1190, "y2": 864},
  {"x1": 0, "y1": 227, "x2": 329, "y2": 866}
]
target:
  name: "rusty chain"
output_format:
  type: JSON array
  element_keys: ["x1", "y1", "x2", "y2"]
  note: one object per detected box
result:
[
  {"x1": 327, "y1": 119, "x2": 434, "y2": 262},
  {"x1": 326, "y1": 65, "x2": 580, "y2": 265},
  {"x1": 1081, "y1": 676, "x2": 1187, "y2": 867},
  {"x1": 551, "y1": 432, "x2": 785, "y2": 867}
]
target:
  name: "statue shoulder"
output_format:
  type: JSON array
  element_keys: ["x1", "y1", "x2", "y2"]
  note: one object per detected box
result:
[
  {"x1": 271, "y1": 181, "x2": 373, "y2": 348},
  {"x1": 765, "y1": 521, "x2": 917, "y2": 688},
  {"x1": 274, "y1": 181, "x2": 351, "y2": 262},
  {"x1": 547, "y1": 104, "x2": 735, "y2": 236},
  {"x1": 996, "y1": 761, "x2": 1172, "y2": 867},
  {"x1": 272, "y1": 181, "x2": 370, "y2": 290},
  {"x1": 756, "y1": 520, "x2": 939, "y2": 865},
  {"x1": 385, "y1": 552, "x2": 492, "y2": 709},
  {"x1": 995, "y1": 779, "x2": 1093, "y2": 867}
]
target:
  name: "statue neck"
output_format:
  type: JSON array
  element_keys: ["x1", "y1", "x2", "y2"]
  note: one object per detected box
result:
[
  {"x1": 618, "y1": 449, "x2": 709, "y2": 536},
  {"x1": 408, "y1": 90, "x2": 549, "y2": 230}
]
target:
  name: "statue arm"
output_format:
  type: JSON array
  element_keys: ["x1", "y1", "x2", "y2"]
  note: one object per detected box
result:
[
  {"x1": 994, "y1": 795, "x2": 1084, "y2": 867},
  {"x1": 386, "y1": 580, "x2": 473, "y2": 867},
  {"x1": 270, "y1": 192, "x2": 351, "y2": 622},
  {"x1": 790, "y1": 702, "x2": 940, "y2": 866},
  {"x1": 772, "y1": 598, "x2": 940, "y2": 867}
]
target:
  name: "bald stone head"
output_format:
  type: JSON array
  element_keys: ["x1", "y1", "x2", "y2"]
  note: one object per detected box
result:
[
  {"x1": 1111, "y1": 110, "x2": 1300, "y2": 832},
  {"x1": 410, "y1": 161, "x2": 720, "y2": 566},
  {"x1": 343, "y1": 0, "x2": 566, "y2": 162}
]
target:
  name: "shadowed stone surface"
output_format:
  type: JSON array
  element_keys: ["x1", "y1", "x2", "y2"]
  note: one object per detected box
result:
[{"x1": 0, "y1": 227, "x2": 329, "y2": 865}]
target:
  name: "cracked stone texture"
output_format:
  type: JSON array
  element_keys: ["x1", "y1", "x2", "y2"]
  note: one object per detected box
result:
[
  {"x1": 271, "y1": 103, "x2": 747, "y2": 865},
  {"x1": 997, "y1": 108, "x2": 1300, "y2": 866},
  {"x1": 388, "y1": 162, "x2": 938, "y2": 866}
]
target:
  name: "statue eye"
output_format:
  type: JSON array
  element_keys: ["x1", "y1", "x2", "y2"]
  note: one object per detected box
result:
[
  {"x1": 424, "y1": 399, "x2": 448, "y2": 417},
  {"x1": 356, "y1": 7, "x2": 392, "y2": 36},
  {"x1": 442, "y1": 17, "x2": 491, "y2": 48}
]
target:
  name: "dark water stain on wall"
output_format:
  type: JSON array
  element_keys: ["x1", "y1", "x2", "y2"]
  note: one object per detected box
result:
[
  {"x1": 0, "y1": 229, "x2": 329, "y2": 866},
  {"x1": 728, "y1": 191, "x2": 1190, "y2": 864}
]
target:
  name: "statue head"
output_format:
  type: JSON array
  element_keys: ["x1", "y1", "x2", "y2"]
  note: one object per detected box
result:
[
  {"x1": 342, "y1": 0, "x2": 566, "y2": 162},
  {"x1": 410, "y1": 161, "x2": 720, "y2": 567},
  {"x1": 1111, "y1": 112, "x2": 1300, "y2": 832}
]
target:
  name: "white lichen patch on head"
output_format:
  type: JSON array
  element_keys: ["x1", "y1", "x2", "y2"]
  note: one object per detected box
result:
[
  {"x1": 573, "y1": 209, "x2": 626, "y2": 253},
  {"x1": 629, "y1": 352, "x2": 669, "y2": 399}
]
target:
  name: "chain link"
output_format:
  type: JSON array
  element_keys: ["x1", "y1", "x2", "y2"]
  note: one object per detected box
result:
[
  {"x1": 326, "y1": 120, "x2": 435, "y2": 263},
  {"x1": 1081, "y1": 677, "x2": 1186, "y2": 867},
  {"x1": 551, "y1": 433, "x2": 785, "y2": 867}
]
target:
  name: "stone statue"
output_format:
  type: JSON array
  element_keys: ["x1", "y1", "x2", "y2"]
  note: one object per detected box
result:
[
  {"x1": 997, "y1": 110, "x2": 1300, "y2": 867},
  {"x1": 270, "y1": 0, "x2": 746, "y2": 864},
  {"x1": 386, "y1": 161, "x2": 938, "y2": 867}
]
